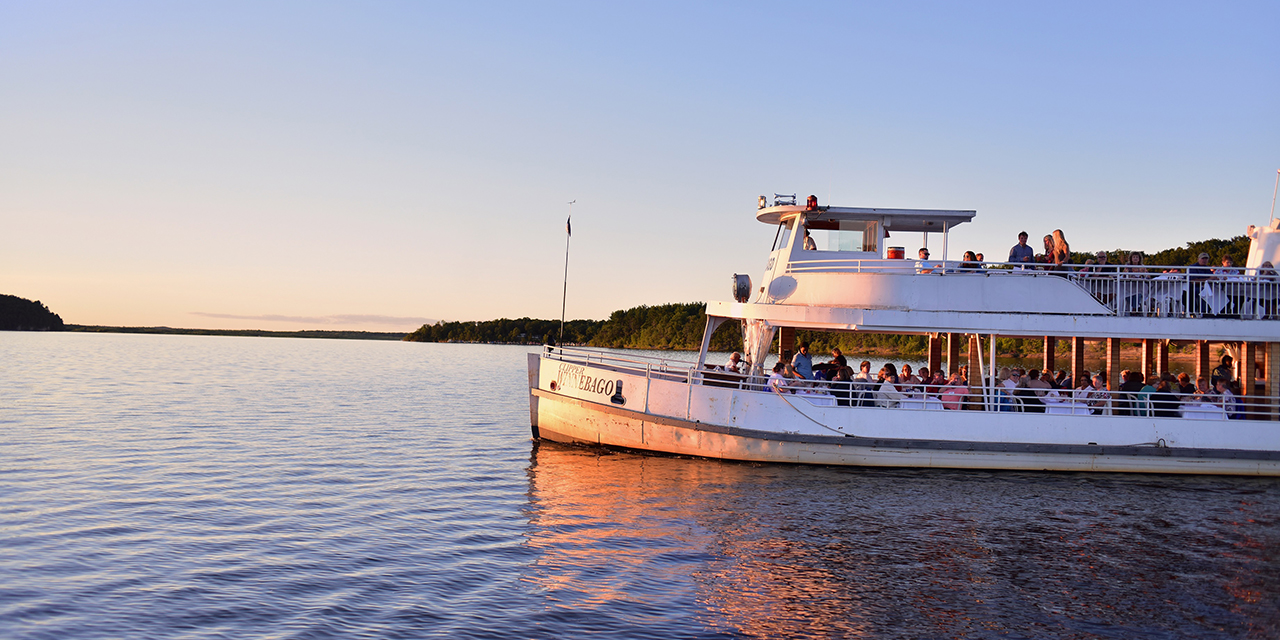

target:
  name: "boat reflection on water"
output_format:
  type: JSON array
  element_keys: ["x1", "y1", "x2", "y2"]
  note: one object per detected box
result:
[{"x1": 522, "y1": 441, "x2": 1280, "y2": 638}]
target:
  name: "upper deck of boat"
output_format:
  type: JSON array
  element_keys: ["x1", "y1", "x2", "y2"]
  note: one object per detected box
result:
[{"x1": 709, "y1": 201, "x2": 1280, "y2": 342}]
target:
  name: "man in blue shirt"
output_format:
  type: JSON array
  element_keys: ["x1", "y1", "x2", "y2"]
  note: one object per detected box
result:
[
  {"x1": 1009, "y1": 231, "x2": 1035, "y2": 264},
  {"x1": 791, "y1": 342, "x2": 814, "y2": 379}
]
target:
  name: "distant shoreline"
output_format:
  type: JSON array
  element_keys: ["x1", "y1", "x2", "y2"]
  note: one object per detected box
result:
[{"x1": 65, "y1": 325, "x2": 407, "y2": 341}]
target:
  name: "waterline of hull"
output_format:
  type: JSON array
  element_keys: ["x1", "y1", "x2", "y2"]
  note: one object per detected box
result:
[{"x1": 532, "y1": 389, "x2": 1280, "y2": 476}]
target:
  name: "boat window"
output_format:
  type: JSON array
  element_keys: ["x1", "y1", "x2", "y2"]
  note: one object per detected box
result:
[
  {"x1": 774, "y1": 220, "x2": 794, "y2": 251},
  {"x1": 806, "y1": 219, "x2": 879, "y2": 252}
]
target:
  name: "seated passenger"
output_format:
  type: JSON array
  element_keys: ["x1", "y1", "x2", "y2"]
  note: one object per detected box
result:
[
  {"x1": 1087, "y1": 372, "x2": 1111, "y2": 415},
  {"x1": 900, "y1": 364, "x2": 920, "y2": 389},
  {"x1": 812, "y1": 348, "x2": 847, "y2": 378},
  {"x1": 1187, "y1": 376, "x2": 1214, "y2": 405},
  {"x1": 1072, "y1": 369, "x2": 1093, "y2": 403},
  {"x1": 768, "y1": 362, "x2": 791, "y2": 393},
  {"x1": 876, "y1": 363, "x2": 905, "y2": 408},
  {"x1": 853, "y1": 360, "x2": 873, "y2": 383},
  {"x1": 959, "y1": 251, "x2": 980, "y2": 272},
  {"x1": 1220, "y1": 379, "x2": 1242, "y2": 419},
  {"x1": 1176, "y1": 373, "x2": 1196, "y2": 396},
  {"x1": 830, "y1": 367, "x2": 855, "y2": 406},
  {"x1": 1136, "y1": 373, "x2": 1159, "y2": 417},
  {"x1": 917, "y1": 367, "x2": 934, "y2": 395},
  {"x1": 1026, "y1": 369, "x2": 1052, "y2": 396},
  {"x1": 1150, "y1": 380, "x2": 1180, "y2": 418},
  {"x1": 1117, "y1": 370, "x2": 1146, "y2": 416},
  {"x1": 725, "y1": 352, "x2": 744, "y2": 374},
  {"x1": 916, "y1": 248, "x2": 939, "y2": 274},
  {"x1": 941, "y1": 373, "x2": 967, "y2": 410},
  {"x1": 1014, "y1": 376, "x2": 1045, "y2": 413}
]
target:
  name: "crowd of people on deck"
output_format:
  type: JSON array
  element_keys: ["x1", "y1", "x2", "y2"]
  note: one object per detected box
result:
[
  {"x1": 911, "y1": 230, "x2": 1279, "y2": 318},
  {"x1": 722, "y1": 344, "x2": 1254, "y2": 419}
]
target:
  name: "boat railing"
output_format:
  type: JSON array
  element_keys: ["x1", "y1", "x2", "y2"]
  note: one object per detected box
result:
[
  {"x1": 782, "y1": 259, "x2": 1280, "y2": 320},
  {"x1": 719, "y1": 374, "x2": 1280, "y2": 421},
  {"x1": 544, "y1": 345, "x2": 698, "y2": 382},
  {"x1": 545, "y1": 349, "x2": 1280, "y2": 421}
]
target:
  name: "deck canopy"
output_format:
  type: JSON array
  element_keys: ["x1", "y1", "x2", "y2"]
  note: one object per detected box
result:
[{"x1": 756, "y1": 205, "x2": 976, "y2": 232}]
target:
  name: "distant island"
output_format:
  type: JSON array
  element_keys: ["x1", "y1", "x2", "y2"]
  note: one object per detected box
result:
[
  {"x1": 68, "y1": 325, "x2": 407, "y2": 341},
  {"x1": 0, "y1": 294, "x2": 65, "y2": 330}
]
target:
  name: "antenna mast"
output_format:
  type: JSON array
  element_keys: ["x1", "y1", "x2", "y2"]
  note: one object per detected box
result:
[
  {"x1": 559, "y1": 200, "x2": 575, "y2": 345},
  {"x1": 1271, "y1": 169, "x2": 1279, "y2": 223}
]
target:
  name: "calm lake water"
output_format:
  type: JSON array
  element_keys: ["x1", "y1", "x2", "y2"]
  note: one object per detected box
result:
[{"x1": 3, "y1": 333, "x2": 1279, "y2": 639}]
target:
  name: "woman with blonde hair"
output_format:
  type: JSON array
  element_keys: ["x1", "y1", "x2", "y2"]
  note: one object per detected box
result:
[{"x1": 1051, "y1": 229, "x2": 1070, "y2": 269}]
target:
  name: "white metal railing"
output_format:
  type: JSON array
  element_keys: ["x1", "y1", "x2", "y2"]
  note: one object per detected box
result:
[
  {"x1": 708, "y1": 372, "x2": 1280, "y2": 421},
  {"x1": 545, "y1": 348, "x2": 1280, "y2": 421},
  {"x1": 781, "y1": 259, "x2": 1280, "y2": 320},
  {"x1": 545, "y1": 345, "x2": 696, "y2": 382}
]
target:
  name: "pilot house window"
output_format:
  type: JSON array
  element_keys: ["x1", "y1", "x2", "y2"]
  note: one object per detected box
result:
[{"x1": 807, "y1": 219, "x2": 879, "y2": 252}]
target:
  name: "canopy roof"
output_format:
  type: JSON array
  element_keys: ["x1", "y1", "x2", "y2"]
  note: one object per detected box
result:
[{"x1": 756, "y1": 205, "x2": 976, "y2": 232}]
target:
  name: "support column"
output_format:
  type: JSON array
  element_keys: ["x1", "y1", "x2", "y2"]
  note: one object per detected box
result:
[
  {"x1": 928, "y1": 335, "x2": 943, "y2": 376},
  {"x1": 1071, "y1": 337, "x2": 1086, "y2": 388},
  {"x1": 1196, "y1": 340, "x2": 1211, "y2": 382},
  {"x1": 968, "y1": 334, "x2": 981, "y2": 387},
  {"x1": 1269, "y1": 343, "x2": 1280, "y2": 420},
  {"x1": 947, "y1": 332, "x2": 962, "y2": 375},
  {"x1": 779, "y1": 327, "x2": 796, "y2": 364},
  {"x1": 1142, "y1": 339, "x2": 1156, "y2": 377},
  {"x1": 1157, "y1": 340, "x2": 1170, "y2": 377},
  {"x1": 1243, "y1": 341, "x2": 1258, "y2": 396},
  {"x1": 1043, "y1": 336, "x2": 1057, "y2": 375},
  {"x1": 1106, "y1": 338, "x2": 1121, "y2": 391},
  {"x1": 1242, "y1": 341, "x2": 1258, "y2": 419}
]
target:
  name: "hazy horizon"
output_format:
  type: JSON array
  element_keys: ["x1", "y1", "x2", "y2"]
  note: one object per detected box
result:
[{"x1": 3, "y1": 2, "x2": 1277, "y2": 331}]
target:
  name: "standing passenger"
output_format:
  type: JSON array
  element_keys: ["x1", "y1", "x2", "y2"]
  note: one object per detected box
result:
[
  {"x1": 1051, "y1": 230, "x2": 1071, "y2": 270},
  {"x1": 1009, "y1": 231, "x2": 1035, "y2": 265},
  {"x1": 791, "y1": 342, "x2": 814, "y2": 379}
]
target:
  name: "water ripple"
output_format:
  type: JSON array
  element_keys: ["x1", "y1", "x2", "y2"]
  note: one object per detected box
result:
[{"x1": 1, "y1": 334, "x2": 1278, "y2": 638}]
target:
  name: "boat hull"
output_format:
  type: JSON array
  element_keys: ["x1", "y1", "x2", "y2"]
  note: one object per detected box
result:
[{"x1": 531, "y1": 388, "x2": 1280, "y2": 476}]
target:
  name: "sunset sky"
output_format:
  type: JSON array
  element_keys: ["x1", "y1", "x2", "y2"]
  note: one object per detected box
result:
[{"x1": 3, "y1": 2, "x2": 1278, "y2": 331}]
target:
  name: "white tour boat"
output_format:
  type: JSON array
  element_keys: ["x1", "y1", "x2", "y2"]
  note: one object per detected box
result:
[{"x1": 527, "y1": 195, "x2": 1280, "y2": 475}]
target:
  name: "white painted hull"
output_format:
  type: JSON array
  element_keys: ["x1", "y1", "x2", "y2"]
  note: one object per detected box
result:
[{"x1": 528, "y1": 355, "x2": 1280, "y2": 476}]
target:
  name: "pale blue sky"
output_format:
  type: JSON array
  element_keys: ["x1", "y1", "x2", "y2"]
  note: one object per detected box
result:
[{"x1": 2, "y1": 2, "x2": 1277, "y2": 330}]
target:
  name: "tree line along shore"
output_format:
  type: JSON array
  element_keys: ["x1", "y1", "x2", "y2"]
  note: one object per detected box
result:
[{"x1": 1, "y1": 232, "x2": 1255, "y2": 355}]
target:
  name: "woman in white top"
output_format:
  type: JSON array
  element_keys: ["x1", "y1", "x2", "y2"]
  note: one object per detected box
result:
[
  {"x1": 768, "y1": 362, "x2": 790, "y2": 393},
  {"x1": 876, "y1": 363, "x2": 906, "y2": 408}
]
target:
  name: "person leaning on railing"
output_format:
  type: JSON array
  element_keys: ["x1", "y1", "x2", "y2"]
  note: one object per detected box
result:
[
  {"x1": 1186, "y1": 252, "x2": 1214, "y2": 315},
  {"x1": 1216, "y1": 256, "x2": 1244, "y2": 317},
  {"x1": 1009, "y1": 231, "x2": 1035, "y2": 266},
  {"x1": 1051, "y1": 229, "x2": 1071, "y2": 271},
  {"x1": 1259, "y1": 261, "x2": 1279, "y2": 317}
]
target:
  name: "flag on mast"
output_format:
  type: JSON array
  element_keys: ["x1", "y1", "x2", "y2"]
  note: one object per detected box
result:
[{"x1": 567, "y1": 216, "x2": 572, "y2": 237}]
